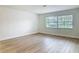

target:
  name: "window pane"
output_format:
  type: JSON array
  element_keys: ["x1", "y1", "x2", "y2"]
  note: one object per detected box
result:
[
  {"x1": 58, "y1": 15, "x2": 73, "y2": 28},
  {"x1": 64, "y1": 24, "x2": 72, "y2": 28},
  {"x1": 46, "y1": 16, "x2": 57, "y2": 28},
  {"x1": 45, "y1": 15, "x2": 73, "y2": 29},
  {"x1": 58, "y1": 16, "x2": 65, "y2": 28}
]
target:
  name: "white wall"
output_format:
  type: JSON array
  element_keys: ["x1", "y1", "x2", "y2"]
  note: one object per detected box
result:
[
  {"x1": 0, "y1": 6, "x2": 79, "y2": 41},
  {"x1": 0, "y1": 7, "x2": 38, "y2": 41},
  {"x1": 39, "y1": 8, "x2": 79, "y2": 38}
]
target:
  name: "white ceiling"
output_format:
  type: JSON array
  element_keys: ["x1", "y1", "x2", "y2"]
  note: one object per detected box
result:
[{"x1": 2, "y1": 5, "x2": 79, "y2": 14}]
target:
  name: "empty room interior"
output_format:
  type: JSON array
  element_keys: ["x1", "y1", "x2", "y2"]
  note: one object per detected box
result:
[{"x1": 0, "y1": 5, "x2": 79, "y2": 53}]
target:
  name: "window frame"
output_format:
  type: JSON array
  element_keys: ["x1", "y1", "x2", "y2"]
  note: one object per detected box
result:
[
  {"x1": 45, "y1": 16, "x2": 58, "y2": 28},
  {"x1": 45, "y1": 15, "x2": 73, "y2": 29}
]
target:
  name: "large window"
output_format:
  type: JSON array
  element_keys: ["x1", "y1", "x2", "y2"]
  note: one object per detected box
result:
[{"x1": 46, "y1": 15, "x2": 73, "y2": 28}]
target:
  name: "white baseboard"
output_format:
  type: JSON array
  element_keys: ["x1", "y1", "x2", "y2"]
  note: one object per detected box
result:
[
  {"x1": 0, "y1": 32, "x2": 38, "y2": 41},
  {"x1": 39, "y1": 32, "x2": 79, "y2": 39},
  {"x1": 1, "y1": 32, "x2": 78, "y2": 41}
]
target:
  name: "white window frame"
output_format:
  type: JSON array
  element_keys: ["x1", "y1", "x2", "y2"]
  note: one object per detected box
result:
[{"x1": 45, "y1": 15, "x2": 73, "y2": 29}]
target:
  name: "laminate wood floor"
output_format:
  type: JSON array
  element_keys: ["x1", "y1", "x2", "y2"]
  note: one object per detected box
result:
[{"x1": 0, "y1": 33, "x2": 79, "y2": 53}]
